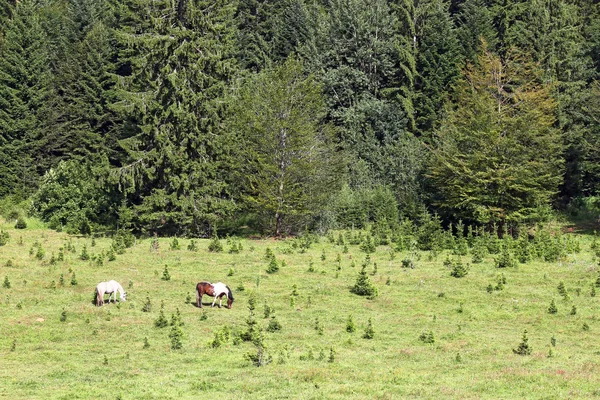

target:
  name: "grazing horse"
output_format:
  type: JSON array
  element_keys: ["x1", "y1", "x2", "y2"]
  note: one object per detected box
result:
[
  {"x1": 195, "y1": 281, "x2": 234, "y2": 309},
  {"x1": 95, "y1": 280, "x2": 127, "y2": 307}
]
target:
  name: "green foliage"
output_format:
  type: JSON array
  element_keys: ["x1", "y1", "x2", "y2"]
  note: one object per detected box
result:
[
  {"x1": 155, "y1": 301, "x2": 168, "y2": 328},
  {"x1": 230, "y1": 57, "x2": 342, "y2": 235},
  {"x1": 0, "y1": 230, "x2": 9, "y2": 246},
  {"x1": 187, "y1": 240, "x2": 198, "y2": 252},
  {"x1": 346, "y1": 314, "x2": 356, "y2": 333},
  {"x1": 548, "y1": 299, "x2": 558, "y2": 314},
  {"x1": 169, "y1": 238, "x2": 180, "y2": 251},
  {"x1": 362, "y1": 318, "x2": 374, "y2": 339},
  {"x1": 14, "y1": 217, "x2": 26, "y2": 229},
  {"x1": 449, "y1": 259, "x2": 469, "y2": 278},
  {"x1": 350, "y1": 265, "x2": 378, "y2": 298},
  {"x1": 3, "y1": 276, "x2": 10, "y2": 289},
  {"x1": 161, "y1": 266, "x2": 171, "y2": 281},
  {"x1": 266, "y1": 258, "x2": 279, "y2": 274},
  {"x1": 419, "y1": 331, "x2": 435, "y2": 344},
  {"x1": 208, "y1": 233, "x2": 223, "y2": 253},
  {"x1": 494, "y1": 245, "x2": 517, "y2": 269},
  {"x1": 428, "y1": 45, "x2": 563, "y2": 225},
  {"x1": 80, "y1": 245, "x2": 89, "y2": 261},
  {"x1": 142, "y1": 296, "x2": 152, "y2": 313},
  {"x1": 513, "y1": 330, "x2": 532, "y2": 356}
]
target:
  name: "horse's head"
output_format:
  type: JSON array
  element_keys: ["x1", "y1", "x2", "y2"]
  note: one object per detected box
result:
[
  {"x1": 226, "y1": 286, "x2": 234, "y2": 309},
  {"x1": 121, "y1": 292, "x2": 127, "y2": 302}
]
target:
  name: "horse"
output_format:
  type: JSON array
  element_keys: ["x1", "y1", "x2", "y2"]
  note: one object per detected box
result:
[
  {"x1": 195, "y1": 281, "x2": 234, "y2": 309},
  {"x1": 95, "y1": 280, "x2": 127, "y2": 307}
]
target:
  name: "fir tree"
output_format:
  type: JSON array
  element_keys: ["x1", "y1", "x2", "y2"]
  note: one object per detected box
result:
[{"x1": 350, "y1": 265, "x2": 378, "y2": 298}]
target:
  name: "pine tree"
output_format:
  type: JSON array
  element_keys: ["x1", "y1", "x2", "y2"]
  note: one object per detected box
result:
[
  {"x1": 109, "y1": 0, "x2": 240, "y2": 236},
  {"x1": 413, "y1": 0, "x2": 462, "y2": 136},
  {"x1": 428, "y1": 44, "x2": 563, "y2": 225},
  {"x1": 0, "y1": 0, "x2": 54, "y2": 197}
]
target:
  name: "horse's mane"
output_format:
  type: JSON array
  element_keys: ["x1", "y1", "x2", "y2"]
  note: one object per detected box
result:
[{"x1": 226, "y1": 285, "x2": 234, "y2": 301}]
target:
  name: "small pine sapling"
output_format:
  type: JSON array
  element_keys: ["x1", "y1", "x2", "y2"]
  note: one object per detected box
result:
[
  {"x1": 350, "y1": 265, "x2": 378, "y2": 298},
  {"x1": 328, "y1": 347, "x2": 335, "y2": 363},
  {"x1": 346, "y1": 315, "x2": 356, "y2": 333},
  {"x1": 80, "y1": 245, "x2": 89, "y2": 261},
  {"x1": 187, "y1": 240, "x2": 198, "y2": 252},
  {"x1": 512, "y1": 330, "x2": 532, "y2": 355},
  {"x1": 208, "y1": 230, "x2": 223, "y2": 253},
  {"x1": 3, "y1": 276, "x2": 10, "y2": 289},
  {"x1": 170, "y1": 238, "x2": 180, "y2": 250},
  {"x1": 155, "y1": 301, "x2": 168, "y2": 328},
  {"x1": 362, "y1": 318, "x2": 374, "y2": 339},
  {"x1": 162, "y1": 265, "x2": 171, "y2": 281},
  {"x1": 548, "y1": 299, "x2": 558, "y2": 314},
  {"x1": 142, "y1": 296, "x2": 152, "y2": 312},
  {"x1": 419, "y1": 331, "x2": 435, "y2": 344},
  {"x1": 557, "y1": 281, "x2": 569, "y2": 300},
  {"x1": 266, "y1": 257, "x2": 279, "y2": 274}
]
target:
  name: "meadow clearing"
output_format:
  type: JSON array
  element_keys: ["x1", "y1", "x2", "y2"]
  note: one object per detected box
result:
[{"x1": 1, "y1": 218, "x2": 600, "y2": 399}]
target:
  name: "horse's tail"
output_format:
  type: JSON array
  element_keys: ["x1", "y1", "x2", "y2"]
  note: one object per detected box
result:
[
  {"x1": 195, "y1": 283, "x2": 200, "y2": 306},
  {"x1": 95, "y1": 287, "x2": 100, "y2": 306}
]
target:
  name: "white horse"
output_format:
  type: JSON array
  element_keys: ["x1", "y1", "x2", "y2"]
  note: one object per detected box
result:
[{"x1": 95, "y1": 280, "x2": 127, "y2": 307}]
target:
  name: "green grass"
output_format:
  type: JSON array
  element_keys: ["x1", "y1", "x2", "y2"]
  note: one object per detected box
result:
[{"x1": 1, "y1": 219, "x2": 600, "y2": 398}]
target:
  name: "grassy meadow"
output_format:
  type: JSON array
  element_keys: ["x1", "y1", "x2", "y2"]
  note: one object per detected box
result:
[{"x1": 2, "y1": 218, "x2": 600, "y2": 399}]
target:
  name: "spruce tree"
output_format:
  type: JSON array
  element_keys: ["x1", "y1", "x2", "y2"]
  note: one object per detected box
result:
[
  {"x1": 0, "y1": 0, "x2": 54, "y2": 197},
  {"x1": 428, "y1": 44, "x2": 563, "y2": 225},
  {"x1": 109, "y1": 0, "x2": 240, "y2": 236}
]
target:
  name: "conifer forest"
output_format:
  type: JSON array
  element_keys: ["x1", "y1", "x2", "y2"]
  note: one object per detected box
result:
[{"x1": 1, "y1": 0, "x2": 600, "y2": 236}]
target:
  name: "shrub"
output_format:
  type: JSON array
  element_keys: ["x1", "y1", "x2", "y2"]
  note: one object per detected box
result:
[
  {"x1": 513, "y1": 330, "x2": 532, "y2": 355},
  {"x1": 208, "y1": 230, "x2": 223, "y2": 253},
  {"x1": 15, "y1": 217, "x2": 27, "y2": 229},
  {"x1": 162, "y1": 265, "x2": 171, "y2": 281},
  {"x1": 494, "y1": 245, "x2": 517, "y2": 268},
  {"x1": 3, "y1": 276, "x2": 11, "y2": 289},
  {"x1": 266, "y1": 258, "x2": 279, "y2": 274},
  {"x1": 346, "y1": 314, "x2": 356, "y2": 333},
  {"x1": 169, "y1": 238, "x2": 180, "y2": 250},
  {"x1": 80, "y1": 245, "x2": 90, "y2": 261},
  {"x1": 548, "y1": 299, "x2": 558, "y2": 314},
  {"x1": 155, "y1": 301, "x2": 168, "y2": 328},
  {"x1": 419, "y1": 331, "x2": 435, "y2": 344},
  {"x1": 363, "y1": 318, "x2": 374, "y2": 339},
  {"x1": 0, "y1": 230, "x2": 9, "y2": 246},
  {"x1": 266, "y1": 317, "x2": 282, "y2": 332},
  {"x1": 449, "y1": 259, "x2": 469, "y2": 278},
  {"x1": 350, "y1": 265, "x2": 378, "y2": 298},
  {"x1": 187, "y1": 239, "x2": 198, "y2": 251}
]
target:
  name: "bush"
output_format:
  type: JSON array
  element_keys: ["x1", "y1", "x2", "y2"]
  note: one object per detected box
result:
[
  {"x1": 450, "y1": 259, "x2": 469, "y2": 278},
  {"x1": 15, "y1": 217, "x2": 27, "y2": 229},
  {"x1": 419, "y1": 331, "x2": 435, "y2": 344},
  {"x1": 495, "y1": 245, "x2": 517, "y2": 268},
  {"x1": 513, "y1": 330, "x2": 532, "y2": 355},
  {"x1": 350, "y1": 265, "x2": 378, "y2": 298}
]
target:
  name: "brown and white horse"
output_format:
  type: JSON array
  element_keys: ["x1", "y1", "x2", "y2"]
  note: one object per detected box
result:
[{"x1": 196, "y1": 281, "x2": 234, "y2": 309}]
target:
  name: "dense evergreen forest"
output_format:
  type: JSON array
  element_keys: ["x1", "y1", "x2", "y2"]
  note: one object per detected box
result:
[{"x1": 0, "y1": 0, "x2": 599, "y2": 237}]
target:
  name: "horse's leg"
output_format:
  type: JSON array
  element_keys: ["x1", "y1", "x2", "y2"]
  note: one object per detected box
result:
[
  {"x1": 219, "y1": 294, "x2": 223, "y2": 308},
  {"x1": 196, "y1": 288, "x2": 202, "y2": 308},
  {"x1": 212, "y1": 295, "x2": 218, "y2": 308}
]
